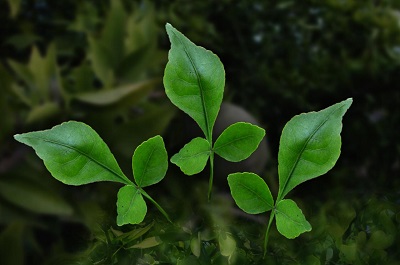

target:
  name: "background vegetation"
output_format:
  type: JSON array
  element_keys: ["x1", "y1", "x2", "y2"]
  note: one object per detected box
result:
[{"x1": 1, "y1": 0, "x2": 399, "y2": 264}]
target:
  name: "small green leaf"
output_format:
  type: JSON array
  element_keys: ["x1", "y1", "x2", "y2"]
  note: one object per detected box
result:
[
  {"x1": 128, "y1": 236, "x2": 162, "y2": 249},
  {"x1": 228, "y1": 172, "x2": 274, "y2": 214},
  {"x1": 116, "y1": 185, "x2": 147, "y2": 226},
  {"x1": 14, "y1": 121, "x2": 130, "y2": 185},
  {"x1": 214, "y1": 122, "x2": 265, "y2": 162},
  {"x1": 164, "y1": 23, "x2": 225, "y2": 141},
  {"x1": 275, "y1": 199, "x2": 311, "y2": 239},
  {"x1": 133, "y1": 135, "x2": 168, "y2": 187},
  {"x1": 171, "y1": 137, "x2": 210, "y2": 175},
  {"x1": 278, "y1": 98, "x2": 352, "y2": 200},
  {"x1": 218, "y1": 232, "x2": 236, "y2": 257}
]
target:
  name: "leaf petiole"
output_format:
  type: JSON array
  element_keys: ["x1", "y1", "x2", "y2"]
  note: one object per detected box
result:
[
  {"x1": 263, "y1": 209, "x2": 275, "y2": 258},
  {"x1": 207, "y1": 150, "x2": 215, "y2": 201},
  {"x1": 140, "y1": 188, "x2": 172, "y2": 224}
]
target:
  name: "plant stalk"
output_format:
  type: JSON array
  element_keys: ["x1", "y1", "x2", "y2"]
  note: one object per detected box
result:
[
  {"x1": 140, "y1": 189, "x2": 172, "y2": 223},
  {"x1": 263, "y1": 210, "x2": 275, "y2": 258},
  {"x1": 207, "y1": 151, "x2": 215, "y2": 201}
]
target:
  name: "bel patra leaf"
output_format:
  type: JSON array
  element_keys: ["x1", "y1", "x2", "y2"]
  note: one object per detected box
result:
[
  {"x1": 275, "y1": 199, "x2": 311, "y2": 239},
  {"x1": 133, "y1": 135, "x2": 168, "y2": 187},
  {"x1": 170, "y1": 137, "x2": 210, "y2": 175},
  {"x1": 214, "y1": 122, "x2": 265, "y2": 162},
  {"x1": 278, "y1": 98, "x2": 353, "y2": 200},
  {"x1": 14, "y1": 121, "x2": 130, "y2": 185},
  {"x1": 117, "y1": 185, "x2": 147, "y2": 226},
  {"x1": 228, "y1": 172, "x2": 274, "y2": 214},
  {"x1": 163, "y1": 23, "x2": 225, "y2": 141}
]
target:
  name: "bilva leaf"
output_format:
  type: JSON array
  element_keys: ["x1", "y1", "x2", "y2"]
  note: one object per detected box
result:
[
  {"x1": 228, "y1": 172, "x2": 274, "y2": 214},
  {"x1": 116, "y1": 185, "x2": 147, "y2": 226},
  {"x1": 14, "y1": 121, "x2": 130, "y2": 185},
  {"x1": 275, "y1": 199, "x2": 311, "y2": 239},
  {"x1": 277, "y1": 98, "x2": 352, "y2": 200},
  {"x1": 170, "y1": 137, "x2": 210, "y2": 175},
  {"x1": 133, "y1": 135, "x2": 168, "y2": 188},
  {"x1": 163, "y1": 23, "x2": 225, "y2": 141},
  {"x1": 214, "y1": 122, "x2": 265, "y2": 162}
]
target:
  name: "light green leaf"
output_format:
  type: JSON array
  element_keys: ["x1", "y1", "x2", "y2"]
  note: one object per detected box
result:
[
  {"x1": 275, "y1": 199, "x2": 311, "y2": 239},
  {"x1": 170, "y1": 137, "x2": 210, "y2": 175},
  {"x1": 26, "y1": 102, "x2": 60, "y2": 124},
  {"x1": 133, "y1": 135, "x2": 168, "y2": 187},
  {"x1": 14, "y1": 121, "x2": 130, "y2": 185},
  {"x1": 128, "y1": 236, "x2": 162, "y2": 249},
  {"x1": 278, "y1": 98, "x2": 353, "y2": 200},
  {"x1": 0, "y1": 179, "x2": 73, "y2": 216},
  {"x1": 164, "y1": 23, "x2": 225, "y2": 141},
  {"x1": 117, "y1": 185, "x2": 147, "y2": 226},
  {"x1": 74, "y1": 79, "x2": 158, "y2": 106},
  {"x1": 218, "y1": 232, "x2": 236, "y2": 257},
  {"x1": 228, "y1": 172, "x2": 274, "y2": 214},
  {"x1": 214, "y1": 122, "x2": 265, "y2": 162}
]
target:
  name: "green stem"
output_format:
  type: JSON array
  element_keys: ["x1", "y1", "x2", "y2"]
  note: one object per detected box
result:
[
  {"x1": 264, "y1": 210, "x2": 275, "y2": 258},
  {"x1": 207, "y1": 151, "x2": 215, "y2": 201},
  {"x1": 140, "y1": 189, "x2": 172, "y2": 223}
]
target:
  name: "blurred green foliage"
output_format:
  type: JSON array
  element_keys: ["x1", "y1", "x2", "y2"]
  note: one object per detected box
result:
[{"x1": 1, "y1": 0, "x2": 399, "y2": 264}]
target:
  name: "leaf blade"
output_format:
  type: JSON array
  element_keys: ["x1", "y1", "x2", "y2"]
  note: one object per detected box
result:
[
  {"x1": 170, "y1": 137, "x2": 210, "y2": 175},
  {"x1": 117, "y1": 185, "x2": 147, "y2": 226},
  {"x1": 278, "y1": 98, "x2": 352, "y2": 199},
  {"x1": 163, "y1": 23, "x2": 225, "y2": 140},
  {"x1": 214, "y1": 122, "x2": 265, "y2": 162},
  {"x1": 14, "y1": 121, "x2": 130, "y2": 185},
  {"x1": 133, "y1": 135, "x2": 168, "y2": 187},
  {"x1": 228, "y1": 172, "x2": 274, "y2": 214},
  {"x1": 275, "y1": 199, "x2": 311, "y2": 239}
]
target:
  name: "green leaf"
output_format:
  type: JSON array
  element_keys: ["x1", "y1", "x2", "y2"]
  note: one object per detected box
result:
[
  {"x1": 128, "y1": 236, "x2": 162, "y2": 249},
  {"x1": 278, "y1": 98, "x2": 352, "y2": 200},
  {"x1": 170, "y1": 137, "x2": 210, "y2": 175},
  {"x1": 116, "y1": 185, "x2": 147, "y2": 226},
  {"x1": 275, "y1": 199, "x2": 311, "y2": 239},
  {"x1": 214, "y1": 122, "x2": 265, "y2": 162},
  {"x1": 133, "y1": 135, "x2": 168, "y2": 187},
  {"x1": 26, "y1": 102, "x2": 60, "y2": 124},
  {"x1": 228, "y1": 172, "x2": 274, "y2": 214},
  {"x1": 218, "y1": 232, "x2": 236, "y2": 257},
  {"x1": 14, "y1": 121, "x2": 130, "y2": 185},
  {"x1": 164, "y1": 23, "x2": 225, "y2": 140}
]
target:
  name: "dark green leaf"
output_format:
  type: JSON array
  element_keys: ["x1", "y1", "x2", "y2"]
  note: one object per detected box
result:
[
  {"x1": 214, "y1": 122, "x2": 265, "y2": 162},
  {"x1": 275, "y1": 199, "x2": 311, "y2": 239},
  {"x1": 278, "y1": 98, "x2": 352, "y2": 200},
  {"x1": 14, "y1": 121, "x2": 130, "y2": 185},
  {"x1": 164, "y1": 23, "x2": 225, "y2": 140},
  {"x1": 228, "y1": 172, "x2": 274, "y2": 214},
  {"x1": 170, "y1": 137, "x2": 210, "y2": 175},
  {"x1": 116, "y1": 185, "x2": 146, "y2": 226},
  {"x1": 133, "y1": 135, "x2": 168, "y2": 187}
]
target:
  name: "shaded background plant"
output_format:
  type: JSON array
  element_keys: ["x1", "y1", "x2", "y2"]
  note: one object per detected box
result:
[{"x1": 1, "y1": 0, "x2": 399, "y2": 264}]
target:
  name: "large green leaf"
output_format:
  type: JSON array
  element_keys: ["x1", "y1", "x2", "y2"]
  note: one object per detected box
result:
[
  {"x1": 275, "y1": 199, "x2": 311, "y2": 239},
  {"x1": 116, "y1": 185, "x2": 147, "y2": 226},
  {"x1": 14, "y1": 121, "x2": 130, "y2": 185},
  {"x1": 133, "y1": 135, "x2": 168, "y2": 188},
  {"x1": 163, "y1": 23, "x2": 225, "y2": 141},
  {"x1": 278, "y1": 98, "x2": 352, "y2": 200},
  {"x1": 228, "y1": 172, "x2": 274, "y2": 214},
  {"x1": 170, "y1": 137, "x2": 210, "y2": 175},
  {"x1": 214, "y1": 122, "x2": 265, "y2": 162}
]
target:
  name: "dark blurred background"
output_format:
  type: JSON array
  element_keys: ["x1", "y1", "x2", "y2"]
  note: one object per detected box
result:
[{"x1": 1, "y1": 0, "x2": 399, "y2": 264}]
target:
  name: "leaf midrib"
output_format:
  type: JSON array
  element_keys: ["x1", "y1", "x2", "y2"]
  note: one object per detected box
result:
[
  {"x1": 24, "y1": 136, "x2": 129, "y2": 184},
  {"x1": 237, "y1": 181, "x2": 273, "y2": 211}
]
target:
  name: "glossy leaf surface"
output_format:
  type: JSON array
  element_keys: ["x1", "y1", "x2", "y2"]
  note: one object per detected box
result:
[
  {"x1": 278, "y1": 98, "x2": 352, "y2": 199},
  {"x1": 275, "y1": 199, "x2": 311, "y2": 239},
  {"x1": 116, "y1": 185, "x2": 147, "y2": 226},
  {"x1": 214, "y1": 122, "x2": 265, "y2": 162},
  {"x1": 228, "y1": 172, "x2": 274, "y2": 214},
  {"x1": 164, "y1": 23, "x2": 225, "y2": 140},
  {"x1": 14, "y1": 121, "x2": 130, "y2": 185},
  {"x1": 133, "y1": 135, "x2": 168, "y2": 187},
  {"x1": 170, "y1": 137, "x2": 210, "y2": 175}
]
